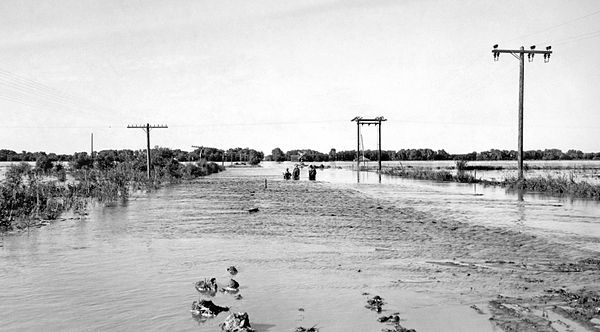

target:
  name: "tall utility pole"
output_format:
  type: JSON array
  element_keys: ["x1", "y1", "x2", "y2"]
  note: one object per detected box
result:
[
  {"x1": 351, "y1": 116, "x2": 387, "y2": 174},
  {"x1": 492, "y1": 44, "x2": 552, "y2": 182},
  {"x1": 127, "y1": 123, "x2": 168, "y2": 180},
  {"x1": 90, "y1": 133, "x2": 94, "y2": 160}
]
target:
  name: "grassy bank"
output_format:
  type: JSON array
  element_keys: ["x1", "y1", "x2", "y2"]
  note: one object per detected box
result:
[
  {"x1": 379, "y1": 160, "x2": 477, "y2": 183},
  {"x1": 378, "y1": 161, "x2": 600, "y2": 200},
  {"x1": 0, "y1": 159, "x2": 224, "y2": 231}
]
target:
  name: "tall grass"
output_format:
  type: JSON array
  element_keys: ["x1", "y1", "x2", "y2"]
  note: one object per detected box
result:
[
  {"x1": 503, "y1": 173, "x2": 600, "y2": 200},
  {"x1": 0, "y1": 160, "x2": 225, "y2": 231},
  {"x1": 380, "y1": 160, "x2": 478, "y2": 183}
]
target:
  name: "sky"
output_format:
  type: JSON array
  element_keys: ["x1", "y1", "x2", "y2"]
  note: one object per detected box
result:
[{"x1": 1, "y1": 0, "x2": 600, "y2": 155}]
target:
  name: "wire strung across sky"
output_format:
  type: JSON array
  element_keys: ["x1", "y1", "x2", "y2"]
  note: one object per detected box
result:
[{"x1": 2, "y1": 7, "x2": 600, "y2": 134}]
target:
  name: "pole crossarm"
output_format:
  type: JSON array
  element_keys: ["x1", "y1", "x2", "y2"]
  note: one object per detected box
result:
[
  {"x1": 127, "y1": 124, "x2": 168, "y2": 132},
  {"x1": 351, "y1": 117, "x2": 387, "y2": 125},
  {"x1": 127, "y1": 123, "x2": 168, "y2": 179},
  {"x1": 493, "y1": 49, "x2": 552, "y2": 55},
  {"x1": 493, "y1": 44, "x2": 552, "y2": 63}
]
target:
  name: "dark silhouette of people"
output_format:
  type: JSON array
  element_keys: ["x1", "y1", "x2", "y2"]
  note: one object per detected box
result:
[
  {"x1": 283, "y1": 168, "x2": 291, "y2": 180},
  {"x1": 292, "y1": 165, "x2": 300, "y2": 180},
  {"x1": 308, "y1": 165, "x2": 316, "y2": 181}
]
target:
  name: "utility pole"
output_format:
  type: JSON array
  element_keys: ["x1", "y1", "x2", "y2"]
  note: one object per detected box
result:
[
  {"x1": 90, "y1": 133, "x2": 94, "y2": 160},
  {"x1": 127, "y1": 123, "x2": 168, "y2": 180},
  {"x1": 492, "y1": 44, "x2": 552, "y2": 182},
  {"x1": 191, "y1": 145, "x2": 204, "y2": 160},
  {"x1": 351, "y1": 116, "x2": 387, "y2": 177}
]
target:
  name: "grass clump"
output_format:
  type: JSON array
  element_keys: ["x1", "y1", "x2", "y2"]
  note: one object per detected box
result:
[{"x1": 503, "y1": 173, "x2": 600, "y2": 200}]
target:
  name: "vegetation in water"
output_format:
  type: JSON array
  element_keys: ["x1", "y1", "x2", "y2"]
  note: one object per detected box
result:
[{"x1": 0, "y1": 147, "x2": 227, "y2": 231}]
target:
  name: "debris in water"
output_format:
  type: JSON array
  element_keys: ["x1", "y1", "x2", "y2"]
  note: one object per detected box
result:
[
  {"x1": 227, "y1": 266, "x2": 238, "y2": 275},
  {"x1": 195, "y1": 278, "x2": 218, "y2": 295},
  {"x1": 220, "y1": 312, "x2": 255, "y2": 332},
  {"x1": 190, "y1": 300, "x2": 229, "y2": 317},
  {"x1": 295, "y1": 326, "x2": 319, "y2": 332},
  {"x1": 366, "y1": 295, "x2": 384, "y2": 312},
  {"x1": 378, "y1": 314, "x2": 400, "y2": 323},
  {"x1": 381, "y1": 324, "x2": 417, "y2": 332},
  {"x1": 470, "y1": 304, "x2": 485, "y2": 314},
  {"x1": 248, "y1": 208, "x2": 259, "y2": 213}
]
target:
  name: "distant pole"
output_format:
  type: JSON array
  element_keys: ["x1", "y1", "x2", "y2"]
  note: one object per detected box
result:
[
  {"x1": 192, "y1": 145, "x2": 204, "y2": 160},
  {"x1": 378, "y1": 118, "x2": 382, "y2": 173},
  {"x1": 146, "y1": 123, "x2": 151, "y2": 179},
  {"x1": 356, "y1": 121, "x2": 360, "y2": 171},
  {"x1": 127, "y1": 123, "x2": 168, "y2": 180},
  {"x1": 351, "y1": 116, "x2": 387, "y2": 179},
  {"x1": 90, "y1": 132, "x2": 94, "y2": 160},
  {"x1": 492, "y1": 44, "x2": 552, "y2": 182}
]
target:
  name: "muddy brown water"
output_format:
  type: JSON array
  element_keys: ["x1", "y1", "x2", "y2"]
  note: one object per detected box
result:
[{"x1": 1, "y1": 163, "x2": 599, "y2": 331}]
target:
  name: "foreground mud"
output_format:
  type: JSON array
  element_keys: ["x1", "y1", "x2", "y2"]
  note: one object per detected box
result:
[{"x1": 198, "y1": 173, "x2": 600, "y2": 331}]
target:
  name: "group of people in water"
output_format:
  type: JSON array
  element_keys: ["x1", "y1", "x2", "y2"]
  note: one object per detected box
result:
[{"x1": 283, "y1": 164, "x2": 317, "y2": 181}]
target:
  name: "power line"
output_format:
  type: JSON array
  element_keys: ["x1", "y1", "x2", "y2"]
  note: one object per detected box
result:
[{"x1": 509, "y1": 7, "x2": 600, "y2": 42}]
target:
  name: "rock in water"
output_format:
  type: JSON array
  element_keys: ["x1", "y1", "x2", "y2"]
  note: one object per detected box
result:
[
  {"x1": 220, "y1": 312, "x2": 255, "y2": 332},
  {"x1": 227, "y1": 266, "x2": 238, "y2": 275}
]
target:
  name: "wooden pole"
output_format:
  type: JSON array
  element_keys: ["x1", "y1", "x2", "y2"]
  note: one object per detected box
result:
[
  {"x1": 518, "y1": 46, "x2": 524, "y2": 182},
  {"x1": 356, "y1": 122, "x2": 360, "y2": 171},
  {"x1": 90, "y1": 133, "x2": 94, "y2": 160},
  {"x1": 378, "y1": 120, "x2": 382, "y2": 173},
  {"x1": 146, "y1": 123, "x2": 151, "y2": 180}
]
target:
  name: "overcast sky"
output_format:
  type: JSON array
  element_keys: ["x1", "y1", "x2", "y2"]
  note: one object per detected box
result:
[{"x1": 1, "y1": 0, "x2": 599, "y2": 155}]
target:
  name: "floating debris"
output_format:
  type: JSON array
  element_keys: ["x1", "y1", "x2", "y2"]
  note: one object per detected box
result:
[
  {"x1": 221, "y1": 279, "x2": 240, "y2": 293},
  {"x1": 381, "y1": 323, "x2": 417, "y2": 332},
  {"x1": 366, "y1": 295, "x2": 384, "y2": 312},
  {"x1": 469, "y1": 304, "x2": 485, "y2": 314},
  {"x1": 295, "y1": 326, "x2": 319, "y2": 332},
  {"x1": 234, "y1": 294, "x2": 243, "y2": 300},
  {"x1": 229, "y1": 279, "x2": 240, "y2": 289},
  {"x1": 195, "y1": 278, "x2": 218, "y2": 295},
  {"x1": 378, "y1": 314, "x2": 400, "y2": 323},
  {"x1": 227, "y1": 266, "x2": 238, "y2": 275},
  {"x1": 220, "y1": 312, "x2": 255, "y2": 332},
  {"x1": 190, "y1": 300, "x2": 229, "y2": 317}
]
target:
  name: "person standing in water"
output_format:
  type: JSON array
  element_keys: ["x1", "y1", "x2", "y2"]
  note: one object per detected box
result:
[
  {"x1": 292, "y1": 165, "x2": 300, "y2": 180},
  {"x1": 283, "y1": 168, "x2": 291, "y2": 180},
  {"x1": 308, "y1": 165, "x2": 316, "y2": 181}
]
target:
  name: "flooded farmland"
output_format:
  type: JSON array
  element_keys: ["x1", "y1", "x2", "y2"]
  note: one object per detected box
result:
[{"x1": 1, "y1": 163, "x2": 599, "y2": 331}]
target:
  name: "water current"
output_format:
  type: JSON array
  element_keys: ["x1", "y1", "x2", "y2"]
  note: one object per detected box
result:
[{"x1": 1, "y1": 163, "x2": 598, "y2": 331}]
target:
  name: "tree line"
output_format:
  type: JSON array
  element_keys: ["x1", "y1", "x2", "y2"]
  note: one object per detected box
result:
[
  {"x1": 267, "y1": 148, "x2": 600, "y2": 162},
  {"x1": 0, "y1": 147, "x2": 265, "y2": 166}
]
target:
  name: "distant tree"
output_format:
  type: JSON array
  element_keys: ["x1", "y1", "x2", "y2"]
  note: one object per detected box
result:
[
  {"x1": 271, "y1": 148, "x2": 286, "y2": 162},
  {"x1": 35, "y1": 155, "x2": 53, "y2": 173},
  {"x1": 329, "y1": 148, "x2": 337, "y2": 161}
]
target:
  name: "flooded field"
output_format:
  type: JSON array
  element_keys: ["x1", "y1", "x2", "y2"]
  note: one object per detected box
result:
[{"x1": 1, "y1": 164, "x2": 599, "y2": 331}]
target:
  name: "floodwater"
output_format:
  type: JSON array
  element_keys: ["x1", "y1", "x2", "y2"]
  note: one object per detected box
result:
[{"x1": 1, "y1": 163, "x2": 599, "y2": 331}]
